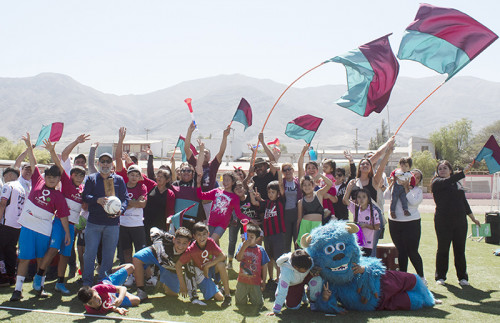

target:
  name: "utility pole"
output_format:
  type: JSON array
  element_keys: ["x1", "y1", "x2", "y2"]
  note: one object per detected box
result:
[
  {"x1": 145, "y1": 128, "x2": 150, "y2": 140},
  {"x1": 387, "y1": 105, "x2": 391, "y2": 135},
  {"x1": 354, "y1": 128, "x2": 359, "y2": 153}
]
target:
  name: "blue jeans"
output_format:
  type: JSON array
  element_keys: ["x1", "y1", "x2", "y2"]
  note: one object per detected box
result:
[
  {"x1": 83, "y1": 222, "x2": 120, "y2": 286},
  {"x1": 228, "y1": 221, "x2": 241, "y2": 258}
]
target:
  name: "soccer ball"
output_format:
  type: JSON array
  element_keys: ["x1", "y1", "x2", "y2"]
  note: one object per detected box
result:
[{"x1": 103, "y1": 196, "x2": 122, "y2": 215}]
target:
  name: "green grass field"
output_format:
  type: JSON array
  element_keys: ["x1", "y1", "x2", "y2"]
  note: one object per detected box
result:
[{"x1": 1, "y1": 213, "x2": 499, "y2": 322}]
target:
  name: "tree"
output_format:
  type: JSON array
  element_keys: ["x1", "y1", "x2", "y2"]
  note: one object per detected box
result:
[
  {"x1": 429, "y1": 118, "x2": 472, "y2": 167},
  {"x1": 0, "y1": 139, "x2": 51, "y2": 164},
  {"x1": 369, "y1": 119, "x2": 389, "y2": 150},
  {"x1": 412, "y1": 150, "x2": 438, "y2": 182}
]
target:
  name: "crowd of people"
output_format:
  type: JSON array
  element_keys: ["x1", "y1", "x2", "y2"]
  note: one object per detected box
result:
[{"x1": 0, "y1": 123, "x2": 481, "y2": 316}]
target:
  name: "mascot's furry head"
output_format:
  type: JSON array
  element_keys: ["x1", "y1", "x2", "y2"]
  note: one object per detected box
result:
[{"x1": 304, "y1": 221, "x2": 361, "y2": 285}]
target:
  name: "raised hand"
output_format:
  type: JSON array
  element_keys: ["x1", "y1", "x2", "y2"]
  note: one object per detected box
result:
[
  {"x1": 119, "y1": 127, "x2": 127, "y2": 142},
  {"x1": 344, "y1": 150, "x2": 353, "y2": 162},
  {"x1": 91, "y1": 142, "x2": 99, "y2": 148},
  {"x1": 42, "y1": 139, "x2": 56, "y2": 152},
  {"x1": 22, "y1": 133, "x2": 31, "y2": 148},
  {"x1": 223, "y1": 125, "x2": 231, "y2": 137},
  {"x1": 76, "y1": 134, "x2": 90, "y2": 144}
]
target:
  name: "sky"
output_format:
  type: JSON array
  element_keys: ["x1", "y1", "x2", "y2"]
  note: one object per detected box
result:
[{"x1": 0, "y1": 0, "x2": 498, "y2": 95}]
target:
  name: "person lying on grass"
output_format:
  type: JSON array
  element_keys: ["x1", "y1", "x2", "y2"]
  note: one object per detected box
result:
[{"x1": 77, "y1": 263, "x2": 140, "y2": 315}]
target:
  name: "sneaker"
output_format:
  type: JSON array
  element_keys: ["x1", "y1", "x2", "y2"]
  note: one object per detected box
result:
[
  {"x1": 146, "y1": 276, "x2": 158, "y2": 286},
  {"x1": 55, "y1": 282, "x2": 71, "y2": 295},
  {"x1": 192, "y1": 299, "x2": 207, "y2": 306},
  {"x1": 226, "y1": 261, "x2": 233, "y2": 270},
  {"x1": 436, "y1": 279, "x2": 445, "y2": 286},
  {"x1": 124, "y1": 275, "x2": 134, "y2": 287},
  {"x1": 10, "y1": 290, "x2": 23, "y2": 301},
  {"x1": 459, "y1": 279, "x2": 470, "y2": 286},
  {"x1": 37, "y1": 288, "x2": 51, "y2": 298},
  {"x1": 222, "y1": 295, "x2": 232, "y2": 307},
  {"x1": 404, "y1": 210, "x2": 411, "y2": 216},
  {"x1": 32, "y1": 274, "x2": 43, "y2": 291},
  {"x1": 136, "y1": 288, "x2": 148, "y2": 301},
  {"x1": 390, "y1": 211, "x2": 396, "y2": 219}
]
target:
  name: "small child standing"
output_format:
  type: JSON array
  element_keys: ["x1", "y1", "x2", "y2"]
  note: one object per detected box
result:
[
  {"x1": 390, "y1": 157, "x2": 416, "y2": 218},
  {"x1": 269, "y1": 250, "x2": 322, "y2": 315},
  {"x1": 77, "y1": 263, "x2": 141, "y2": 315},
  {"x1": 234, "y1": 223, "x2": 269, "y2": 307},
  {"x1": 344, "y1": 181, "x2": 381, "y2": 257},
  {"x1": 320, "y1": 159, "x2": 337, "y2": 224}
]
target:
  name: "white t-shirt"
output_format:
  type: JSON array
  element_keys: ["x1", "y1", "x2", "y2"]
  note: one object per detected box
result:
[
  {"x1": 1, "y1": 181, "x2": 26, "y2": 229},
  {"x1": 18, "y1": 176, "x2": 32, "y2": 197}
]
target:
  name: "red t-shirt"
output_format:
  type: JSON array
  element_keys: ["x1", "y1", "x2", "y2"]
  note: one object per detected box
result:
[
  {"x1": 178, "y1": 237, "x2": 222, "y2": 270},
  {"x1": 116, "y1": 168, "x2": 157, "y2": 193},
  {"x1": 236, "y1": 244, "x2": 270, "y2": 285},
  {"x1": 84, "y1": 284, "x2": 118, "y2": 315},
  {"x1": 188, "y1": 155, "x2": 221, "y2": 192},
  {"x1": 60, "y1": 170, "x2": 83, "y2": 224},
  {"x1": 258, "y1": 197, "x2": 286, "y2": 236}
]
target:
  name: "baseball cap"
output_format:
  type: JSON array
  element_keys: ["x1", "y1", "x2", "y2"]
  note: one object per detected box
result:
[{"x1": 127, "y1": 164, "x2": 141, "y2": 174}]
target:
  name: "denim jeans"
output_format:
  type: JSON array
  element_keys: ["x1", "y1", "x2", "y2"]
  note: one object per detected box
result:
[
  {"x1": 83, "y1": 222, "x2": 120, "y2": 286},
  {"x1": 228, "y1": 222, "x2": 242, "y2": 258}
]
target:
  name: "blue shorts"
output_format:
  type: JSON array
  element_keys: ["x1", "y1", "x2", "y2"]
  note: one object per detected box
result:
[
  {"x1": 102, "y1": 267, "x2": 129, "y2": 286},
  {"x1": 18, "y1": 227, "x2": 50, "y2": 260},
  {"x1": 198, "y1": 266, "x2": 220, "y2": 300},
  {"x1": 209, "y1": 226, "x2": 226, "y2": 237},
  {"x1": 49, "y1": 218, "x2": 75, "y2": 257},
  {"x1": 133, "y1": 247, "x2": 180, "y2": 293},
  {"x1": 118, "y1": 295, "x2": 132, "y2": 307}
]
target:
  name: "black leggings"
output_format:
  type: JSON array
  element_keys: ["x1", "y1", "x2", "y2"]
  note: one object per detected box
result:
[
  {"x1": 389, "y1": 219, "x2": 424, "y2": 277},
  {"x1": 434, "y1": 217, "x2": 468, "y2": 281}
]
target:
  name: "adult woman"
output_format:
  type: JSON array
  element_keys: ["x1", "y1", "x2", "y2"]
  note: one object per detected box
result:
[
  {"x1": 143, "y1": 168, "x2": 175, "y2": 245},
  {"x1": 281, "y1": 160, "x2": 304, "y2": 252},
  {"x1": 387, "y1": 169, "x2": 425, "y2": 282},
  {"x1": 171, "y1": 162, "x2": 203, "y2": 226},
  {"x1": 431, "y1": 161, "x2": 480, "y2": 286}
]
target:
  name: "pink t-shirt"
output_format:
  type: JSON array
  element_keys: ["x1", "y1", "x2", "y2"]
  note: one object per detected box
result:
[
  {"x1": 197, "y1": 187, "x2": 249, "y2": 229},
  {"x1": 121, "y1": 183, "x2": 148, "y2": 227},
  {"x1": 18, "y1": 167, "x2": 70, "y2": 236},
  {"x1": 179, "y1": 237, "x2": 222, "y2": 270},
  {"x1": 348, "y1": 201, "x2": 380, "y2": 249},
  {"x1": 60, "y1": 170, "x2": 83, "y2": 224},
  {"x1": 84, "y1": 284, "x2": 118, "y2": 315}
]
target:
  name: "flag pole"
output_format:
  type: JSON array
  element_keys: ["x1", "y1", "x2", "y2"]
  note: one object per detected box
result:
[
  {"x1": 251, "y1": 61, "x2": 327, "y2": 165},
  {"x1": 394, "y1": 80, "x2": 446, "y2": 136},
  {"x1": 172, "y1": 146, "x2": 176, "y2": 159}
]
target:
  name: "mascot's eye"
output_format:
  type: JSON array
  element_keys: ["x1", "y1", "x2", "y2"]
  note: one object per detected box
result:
[
  {"x1": 336, "y1": 243, "x2": 345, "y2": 251},
  {"x1": 324, "y1": 245, "x2": 335, "y2": 255}
]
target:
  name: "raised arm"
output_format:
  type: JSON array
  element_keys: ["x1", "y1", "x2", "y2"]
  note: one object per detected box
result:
[
  {"x1": 259, "y1": 133, "x2": 275, "y2": 162},
  {"x1": 298, "y1": 144, "x2": 308, "y2": 180},
  {"x1": 373, "y1": 137, "x2": 394, "y2": 189},
  {"x1": 369, "y1": 136, "x2": 393, "y2": 165},
  {"x1": 272, "y1": 162, "x2": 285, "y2": 196},
  {"x1": 195, "y1": 140, "x2": 205, "y2": 176},
  {"x1": 215, "y1": 125, "x2": 231, "y2": 163},
  {"x1": 61, "y1": 134, "x2": 90, "y2": 162},
  {"x1": 343, "y1": 179, "x2": 356, "y2": 206},
  {"x1": 115, "y1": 127, "x2": 126, "y2": 172},
  {"x1": 88, "y1": 142, "x2": 98, "y2": 174},
  {"x1": 184, "y1": 122, "x2": 196, "y2": 161},
  {"x1": 21, "y1": 133, "x2": 36, "y2": 170},
  {"x1": 316, "y1": 174, "x2": 333, "y2": 200},
  {"x1": 43, "y1": 140, "x2": 64, "y2": 174},
  {"x1": 14, "y1": 148, "x2": 28, "y2": 169},
  {"x1": 146, "y1": 148, "x2": 155, "y2": 180}
]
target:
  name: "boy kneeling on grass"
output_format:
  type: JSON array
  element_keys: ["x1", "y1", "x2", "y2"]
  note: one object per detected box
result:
[
  {"x1": 235, "y1": 223, "x2": 269, "y2": 308},
  {"x1": 78, "y1": 263, "x2": 140, "y2": 315},
  {"x1": 175, "y1": 222, "x2": 232, "y2": 306}
]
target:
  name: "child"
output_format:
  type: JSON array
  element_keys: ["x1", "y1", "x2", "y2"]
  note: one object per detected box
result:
[
  {"x1": 234, "y1": 223, "x2": 269, "y2": 307},
  {"x1": 332, "y1": 151, "x2": 356, "y2": 220},
  {"x1": 320, "y1": 159, "x2": 337, "y2": 224},
  {"x1": 249, "y1": 163, "x2": 285, "y2": 283},
  {"x1": 32, "y1": 140, "x2": 85, "y2": 295},
  {"x1": 270, "y1": 250, "x2": 321, "y2": 315},
  {"x1": 343, "y1": 181, "x2": 381, "y2": 256},
  {"x1": 297, "y1": 174, "x2": 332, "y2": 248},
  {"x1": 132, "y1": 226, "x2": 192, "y2": 301},
  {"x1": 390, "y1": 157, "x2": 416, "y2": 218},
  {"x1": 10, "y1": 133, "x2": 71, "y2": 302},
  {"x1": 77, "y1": 263, "x2": 140, "y2": 315},
  {"x1": 175, "y1": 222, "x2": 232, "y2": 306}
]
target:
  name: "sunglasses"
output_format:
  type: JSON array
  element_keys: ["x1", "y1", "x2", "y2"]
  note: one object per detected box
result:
[
  {"x1": 181, "y1": 169, "x2": 193, "y2": 173},
  {"x1": 282, "y1": 168, "x2": 293, "y2": 172},
  {"x1": 99, "y1": 159, "x2": 113, "y2": 164}
]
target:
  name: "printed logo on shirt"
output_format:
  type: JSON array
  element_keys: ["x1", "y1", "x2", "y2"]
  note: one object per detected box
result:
[
  {"x1": 213, "y1": 191, "x2": 231, "y2": 214},
  {"x1": 35, "y1": 189, "x2": 51, "y2": 206},
  {"x1": 201, "y1": 249, "x2": 213, "y2": 264},
  {"x1": 127, "y1": 192, "x2": 134, "y2": 199},
  {"x1": 2, "y1": 187, "x2": 7, "y2": 194},
  {"x1": 264, "y1": 205, "x2": 277, "y2": 219}
]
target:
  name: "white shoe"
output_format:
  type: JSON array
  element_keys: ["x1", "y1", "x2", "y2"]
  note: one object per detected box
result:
[
  {"x1": 436, "y1": 279, "x2": 445, "y2": 286},
  {"x1": 419, "y1": 276, "x2": 428, "y2": 286},
  {"x1": 124, "y1": 275, "x2": 135, "y2": 287},
  {"x1": 146, "y1": 276, "x2": 158, "y2": 286},
  {"x1": 192, "y1": 299, "x2": 207, "y2": 306},
  {"x1": 459, "y1": 279, "x2": 470, "y2": 286},
  {"x1": 136, "y1": 288, "x2": 148, "y2": 301}
]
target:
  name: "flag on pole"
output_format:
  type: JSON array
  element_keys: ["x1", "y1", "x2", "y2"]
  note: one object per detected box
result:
[
  {"x1": 231, "y1": 98, "x2": 252, "y2": 130},
  {"x1": 267, "y1": 138, "x2": 280, "y2": 146},
  {"x1": 285, "y1": 115, "x2": 323, "y2": 144},
  {"x1": 35, "y1": 122, "x2": 64, "y2": 147},
  {"x1": 398, "y1": 3, "x2": 498, "y2": 81},
  {"x1": 327, "y1": 34, "x2": 399, "y2": 117},
  {"x1": 175, "y1": 135, "x2": 198, "y2": 162},
  {"x1": 475, "y1": 135, "x2": 500, "y2": 174},
  {"x1": 170, "y1": 204, "x2": 196, "y2": 230}
]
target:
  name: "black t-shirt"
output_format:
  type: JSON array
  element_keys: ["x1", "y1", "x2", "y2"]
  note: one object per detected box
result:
[{"x1": 252, "y1": 171, "x2": 278, "y2": 201}]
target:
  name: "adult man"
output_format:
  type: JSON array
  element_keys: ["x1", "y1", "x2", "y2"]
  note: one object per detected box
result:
[
  {"x1": 82, "y1": 152, "x2": 129, "y2": 286},
  {"x1": 14, "y1": 149, "x2": 33, "y2": 196},
  {"x1": 247, "y1": 133, "x2": 278, "y2": 201},
  {"x1": 0, "y1": 167, "x2": 26, "y2": 287}
]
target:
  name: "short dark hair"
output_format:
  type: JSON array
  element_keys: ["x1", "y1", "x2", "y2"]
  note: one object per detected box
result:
[
  {"x1": 78, "y1": 286, "x2": 94, "y2": 303},
  {"x1": 267, "y1": 180, "x2": 280, "y2": 192},
  {"x1": 74, "y1": 154, "x2": 87, "y2": 163},
  {"x1": 335, "y1": 168, "x2": 346, "y2": 176},
  {"x1": 305, "y1": 161, "x2": 318, "y2": 170},
  {"x1": 175, "y1": 227, "x2": 192, "y2": 240},
  {"x1": 44, "y1": 165, "x2": 61, "y2": 177},
  {"x1": 130, "y1": 155, "x2": 138, "y2": 164},
  {"x1": 21, "y1": 164, "x2": 31, "y2": 170},
  {"x1": 193, "y1": 222, "x2": 209, "y2": 234},
  {"x1": 3, "y1": 167, "x2": 20, "y2": 178},
  {"x1": 246, "y1": 223, "x2": 261, "y2": 237},
  {"x1": 399, "y1": 157, "x2": 412, "y2": 167},
  {"x1": 70, "y1": 166, "x2": 86, "y2": 177},
  {"x1": 322, "y1": 159, "x2": 336, "y2": 174},
  {"x1": 291, "y1": 249, "x2": 313, "y2": 270}
]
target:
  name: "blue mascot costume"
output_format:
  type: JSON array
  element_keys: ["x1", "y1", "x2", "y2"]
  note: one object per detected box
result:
[{"x1": 303, "y1": 221, "x2": 436, "y2": 314}]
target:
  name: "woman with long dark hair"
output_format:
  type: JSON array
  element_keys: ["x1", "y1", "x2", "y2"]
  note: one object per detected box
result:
[{"x1": 431, "y1": 160, "x2": 480, "y2": 286}]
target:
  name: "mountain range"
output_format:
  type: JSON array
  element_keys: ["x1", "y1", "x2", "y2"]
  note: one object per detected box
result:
[{"x1": 1, "y1": 73, "x2": 498, "y2": 152}]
